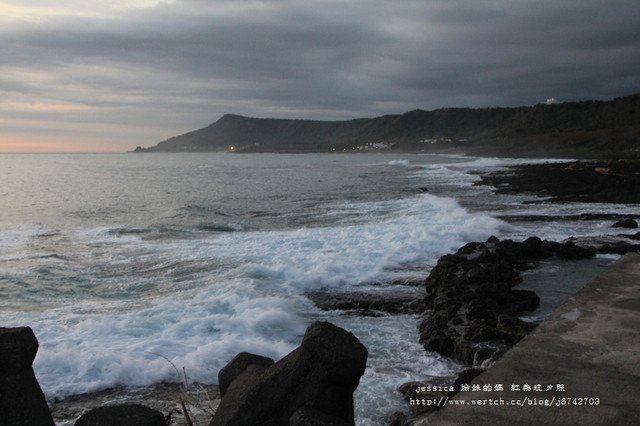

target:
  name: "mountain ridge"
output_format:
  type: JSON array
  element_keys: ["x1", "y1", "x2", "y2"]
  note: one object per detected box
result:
[{"x1": 135, "y1": 93, "x2": 640, "y2": 157}]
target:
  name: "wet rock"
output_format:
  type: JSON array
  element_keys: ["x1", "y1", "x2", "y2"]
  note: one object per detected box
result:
[
  {"x1": 612, "y1": 218, "x2": 638, "y2": 228},
  {"x1": 564, "y1": 235, "x2": 640, "y2": 255},
  {"x1": 74, "y1": 404, "x2": 165, "y2": 426},
  {"x1": 556, "y1": 241, "x2": 596, "y2": 259},
  {"x1": 210, "y1": 321, "x2": 367, "y2": 426},
  {"x1": 477, "y1": 161, "x2": 640, "y2": 204},
  {"x1": 418, "y1": 236, "x2": 593, "y2": 366},
  {"x1": 0, "y1": 327, "x2": 55, "y2": 426},
  {"x1": 307, "y1": 291, "x2": 425, "y2": 315}
]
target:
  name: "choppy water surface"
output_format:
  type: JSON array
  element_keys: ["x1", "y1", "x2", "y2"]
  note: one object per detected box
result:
[{"x1": 1, "y1": 153, "x2": 634, "y2": 424}]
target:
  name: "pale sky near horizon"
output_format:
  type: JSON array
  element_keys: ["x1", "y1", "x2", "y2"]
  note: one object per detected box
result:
[{"x1": 1, "y1": 0, "x2": 639, "y2": 152}]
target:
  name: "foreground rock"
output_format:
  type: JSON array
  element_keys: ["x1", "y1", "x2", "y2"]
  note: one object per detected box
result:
[
  {"x1": 211, "y1": 321, "x2": 367, "y2": 426},
  {"x1": 218, "y1": 352, "x2": 274, "y2": 397},
  {"x1": 418, "y1": 236, "x2": 595, "y2": 366},
  {"x1": 0, "y1": 327, "x2": 55, "y2": 426},
  {"x1": 74, "y1": 404, "x2": 165, "y2": 426}
]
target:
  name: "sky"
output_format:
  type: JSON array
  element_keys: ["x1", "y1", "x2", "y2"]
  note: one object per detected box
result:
[{"x1": 1, "y1": 0, "x2": 639, "y2": 152}]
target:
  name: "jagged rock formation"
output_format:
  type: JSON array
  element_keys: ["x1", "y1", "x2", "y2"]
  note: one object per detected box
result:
[
  {"x1": 418, "y1": 237, "x2": 595, "y2": 366},
  {"x1": 210, "y1": 321, "x2": 367, "y2": 426}
]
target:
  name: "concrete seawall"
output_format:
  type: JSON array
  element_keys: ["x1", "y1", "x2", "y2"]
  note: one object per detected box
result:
[{"x1": 419, "y1": 253, "x2": 640, "y2": 425}]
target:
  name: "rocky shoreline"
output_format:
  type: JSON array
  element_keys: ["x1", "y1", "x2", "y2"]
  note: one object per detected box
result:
[
  {"x1": 476, "y1": 160, "x2": 640, "y2": 204},
  {"x1": 43, "y1": 228, "x2": 640, "y2": 425},
  {"x1": 8, "y1": 234, "x2": 640, "y2": 425},
  {"x1": 8, "y1": 158, "x2": 640, "y2": 425},
  {"x1": 306, "y1": 233, "x2": 640, "y2": 424}
]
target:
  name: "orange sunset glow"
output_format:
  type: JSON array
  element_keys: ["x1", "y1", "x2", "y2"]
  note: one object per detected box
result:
[{"x1": 0, "y1": 136, "x2": 122, "y2": 153}]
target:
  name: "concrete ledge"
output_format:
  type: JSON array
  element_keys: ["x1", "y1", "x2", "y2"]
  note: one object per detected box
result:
[{"x1": 419, "y1": 253, "x2": 640, "y2": 425}]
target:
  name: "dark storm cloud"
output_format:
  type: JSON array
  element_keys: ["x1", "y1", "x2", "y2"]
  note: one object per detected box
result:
[{"x1": 1, "y1": 0, "x2": 639, "y2": 149}]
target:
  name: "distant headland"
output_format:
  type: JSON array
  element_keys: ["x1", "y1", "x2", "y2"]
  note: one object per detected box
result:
[{"x1": 134, "y1": 93, "x2": 640, "y2": 158}]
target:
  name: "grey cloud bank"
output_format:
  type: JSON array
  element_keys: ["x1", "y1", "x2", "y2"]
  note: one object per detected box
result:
[{"x1": 1, "y1": 0, "x2": 639, "y2": 151}]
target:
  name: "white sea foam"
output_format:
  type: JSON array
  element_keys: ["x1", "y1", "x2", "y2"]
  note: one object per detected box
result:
[
  {"x1": 331, "y1": 313, "x2": 459, "y2": 425},
  {"x1": 0, "y1": 225, "x2": 44, "y2": 249},
  {"x1": 0, "y1": 192, "x2": 506, "y2": 399},
  {"x1": 387, "y1": 159, "x2": 412, "y2": 167}
]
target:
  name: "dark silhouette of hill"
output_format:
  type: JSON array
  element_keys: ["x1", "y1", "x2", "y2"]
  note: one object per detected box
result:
[{"x1": 134, "y1": 93, "x2": 640, "y2": 157}]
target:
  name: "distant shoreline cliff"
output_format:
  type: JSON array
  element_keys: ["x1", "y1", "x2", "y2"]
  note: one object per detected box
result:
[{"x1": 135, "y1": 93, "x2": 640, "y2": 158}]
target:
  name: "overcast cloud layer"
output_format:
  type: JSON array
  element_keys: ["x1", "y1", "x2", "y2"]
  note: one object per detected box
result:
[{"x1": 1, "y1": 0, "x2": 639, "y2": 151}]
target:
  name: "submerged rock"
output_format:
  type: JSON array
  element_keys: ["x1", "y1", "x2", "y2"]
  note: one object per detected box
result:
[
  {"x1": 0, "y1": 327, "x2": 55, "y2": 426},
  {"x1": 612, "y1": 218, "x2": 638, "y2": 228},
  {"x1": 210, "y1": 321, "x2": 367, "y2": 426}
]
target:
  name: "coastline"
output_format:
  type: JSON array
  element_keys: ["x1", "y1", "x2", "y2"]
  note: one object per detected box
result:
[
  {"x1": 390, "y1": 160, "x2": 640, "y2": 424},
  {"x1": 17, "y1": 155, "x2": 640, "y2": 424},
  {"x1": 476, "y1": 159, "x2": 640, "y2": 204},
  {"x1": 420, "y1": 252, "x2": 640, "y2": 425}
]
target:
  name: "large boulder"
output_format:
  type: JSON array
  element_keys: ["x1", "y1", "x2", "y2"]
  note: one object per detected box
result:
[
  {"x1": 0, "y1": 327, "x2": 55, "y2": 426},
  {"x1": 210, "y1": 321, "x2": 367, "y2": 426},
  {"x1": 418, "y1": 236, "x2": 595, "y2": 366},
  {"x1": 74, "y1": 404, "x2": 165, "y2": 426}
]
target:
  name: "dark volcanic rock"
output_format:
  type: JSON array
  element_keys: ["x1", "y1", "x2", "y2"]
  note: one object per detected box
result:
[
  {"x1": 565, "y1": 235, "x2": 640, "y2": 255},
  {"x1": 210, "y1": 321, "x2": 367, "y2": 426},
  {"x1": 556, "y1": 241, "x2": 597, "y2": 259},
  {"x1": 307, "y1": 291, "x2": 425, "y2": 315},
  {"x1": 218, "y1": 352, "x2": 274, "y2": 397},
  {"x1": 418, "y1": 236, "x2": 594, "y2": 366},
  {"x1": 612, "y1": 218, "x2": 638, "y2": 228},
  {"x1": 0, "y1": 327, "x2": 55, "y2": 426},
  {"x1": 477, "y1": 160, "x2": 640, "y2": 204},
  {"x1": 74, "y1": 404, "x2": 165, "y2": 426}
]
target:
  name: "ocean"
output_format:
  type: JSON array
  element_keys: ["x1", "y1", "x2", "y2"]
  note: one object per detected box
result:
[{"x1": 1, "y1": 153, "x2": 635, "y2": 424}]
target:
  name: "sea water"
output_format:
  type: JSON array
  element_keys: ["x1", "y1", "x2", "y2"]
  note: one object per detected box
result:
[{"x1": 1, "y1": 153, "x2": 635, "y2": 424}]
